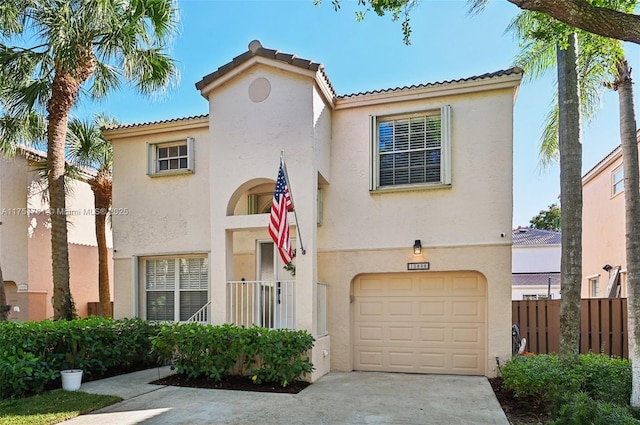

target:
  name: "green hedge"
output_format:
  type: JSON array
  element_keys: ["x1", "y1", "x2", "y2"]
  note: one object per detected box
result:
[
  {"x1": 151, "y1": 323, "x2": 314, "y2": 387},
  {"x1": 501, "y1": 353, "x2": 637, "y2": 424},
  {"x1": 0, "y1": 318, "x2": 160, "y2": 399}
]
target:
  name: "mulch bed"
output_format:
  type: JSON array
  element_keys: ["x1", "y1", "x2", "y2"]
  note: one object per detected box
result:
[
  {"x1": 489, "y1": 377, "x2": 552, "y2": 425},
  {"x1": 150, "y1": 373, "x2": 310, "y2": 394}
]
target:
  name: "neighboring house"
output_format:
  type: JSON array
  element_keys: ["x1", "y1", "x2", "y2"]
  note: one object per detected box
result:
[
  {"x1": 103, "y1": 40, "x2": 522, "y2": 380},
  {"x1": 581, "y1": 132, "x2": 640, "y2": 298},
  {"x1": 511, "y1": 227, "x2": 561, "y2": 300},
  {"x1": 0, "y1": 147, "x2": 113, "y2": 320}
]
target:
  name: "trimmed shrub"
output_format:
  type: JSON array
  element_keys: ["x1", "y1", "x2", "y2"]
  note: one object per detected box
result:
[
  {"x1": 501, "y1": 353, "x2": 634, "y2": 424},
  {"x1": 576, "y1": 353, "x2": 632, "y2": 405},
  {"x1": 0, "y1": 317, "x2": 161, "y2": 399},
  {"x1": 151, "y1": 324, "x2": 314, "y2": 387},
  {"x1": 502, "y1": 354, "x2": 581, "y2": 403},
  {"x1": 552, "y1": 392, "x2": 640, "y2": 425}
]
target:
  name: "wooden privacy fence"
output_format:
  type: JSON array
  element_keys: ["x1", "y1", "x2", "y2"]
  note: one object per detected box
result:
[{"x1": 512, "y1": 298, "x2": 628, "y2": 358}]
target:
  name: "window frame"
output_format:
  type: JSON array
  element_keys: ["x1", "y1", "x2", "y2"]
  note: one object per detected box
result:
[
  {"x1": 143, "y1": 256, "x2": 209, "y2": 322},
  {"x1": 370, "y1": 105, "x2": 451, "y2": 192},
  {"x1": 590, "y1": 277, "x2": 600, "y2": 298},
  {"x1": 147, "y1": 138, "x2": 195, "y2": 177},
  {"x1": 612, "y1": 166, "x2": 624, "y2": 196}
]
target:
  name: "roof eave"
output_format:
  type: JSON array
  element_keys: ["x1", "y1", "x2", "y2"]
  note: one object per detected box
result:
[
  {"x1": 103, "y1": 116, "x2": 210, "y2": 141},
  {"x1": 334, "y1": 72, "x2": 523, "y2": 109}
]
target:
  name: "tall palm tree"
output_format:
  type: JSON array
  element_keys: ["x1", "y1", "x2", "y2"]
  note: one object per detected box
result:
[
  {"x1": 609, "y1": 59, "x2": 640, "y2": 407},
  {"x1": 0, "y1": 0, "x2": 178, "y2": 319},
  {"x1": 556, "y1": 33, "x2": 582, "y2": 362},
  {"x1": 66, "y1": 116, "x2": 115, "y2": 318}
]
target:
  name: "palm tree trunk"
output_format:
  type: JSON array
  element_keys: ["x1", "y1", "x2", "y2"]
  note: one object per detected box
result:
[
  {"x1": 0, "y1": 263, "x2": 7, "y2": 321},
  {"x1": 557, "y1": 33, "x2": 582, "y2": 362},
  {"x1": 47, "y1": 71, "x2": 77, "y2": 320},
  {"x1": 614, "y1": 59, "x2": 640, "y2": 407},
  {"x1": 91, "y1": 174, "x2": 112, "y2": 318}
]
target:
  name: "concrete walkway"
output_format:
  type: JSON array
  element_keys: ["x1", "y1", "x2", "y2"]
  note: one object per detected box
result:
[{"x1": 64, "y1": 367, "x2": 509, "y2": 425}]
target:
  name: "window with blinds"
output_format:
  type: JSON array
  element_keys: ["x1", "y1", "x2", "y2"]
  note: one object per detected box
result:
[
  {"x1": 371, "y1": 106, "x2": 451, "y2": 190},
  {"x1": 145, "y1": 257, "x2": 208, "y2": 321}
]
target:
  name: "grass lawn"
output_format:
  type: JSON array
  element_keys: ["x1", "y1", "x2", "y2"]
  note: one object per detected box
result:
[{"x1": 0, "y1": 390, "x2": 122, "y2": 425}]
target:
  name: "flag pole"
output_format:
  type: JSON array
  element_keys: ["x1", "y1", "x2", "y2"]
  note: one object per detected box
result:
[{"x1": 280, "y1": 151, "x2": 306, "y2": 255}]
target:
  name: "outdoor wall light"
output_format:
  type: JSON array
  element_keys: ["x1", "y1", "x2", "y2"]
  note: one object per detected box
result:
[
  {"x1": 413, "y1": 240, "x2": 422, "y2": 255},
  {"x1": 603, "y1": 264, "x2": 613, "y2": 272}
]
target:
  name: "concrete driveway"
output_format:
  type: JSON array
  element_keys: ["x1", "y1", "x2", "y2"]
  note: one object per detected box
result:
[{"x1": 64, "y1": 367, "x2": 509, "y2": 424}]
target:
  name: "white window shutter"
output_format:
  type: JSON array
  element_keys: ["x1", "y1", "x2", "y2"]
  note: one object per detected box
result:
[
  {"x1": 369, "y1": 115, "x2": 377, "y2": 190},
  {"x1": 441, "y1": 105, "x2": 452, "y2": 185},
  {"x1": 187, "y1": 137, "x2": 195, "y2": 172}
]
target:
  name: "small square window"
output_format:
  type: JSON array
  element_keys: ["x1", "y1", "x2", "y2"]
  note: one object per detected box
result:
[{"x1": 148, "y1": 138, "x2": 194, "y2": 176}]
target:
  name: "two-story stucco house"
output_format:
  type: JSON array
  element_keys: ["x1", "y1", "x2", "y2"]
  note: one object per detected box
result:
[
  {"x1": 104, "y1": 41, "x2": 522, "y2": 380},
  {"x1": 511, "y1": 227, "x2": 561, "y2": 300},
  {"x1": 582, "y1": 131, "x2": 640, "y2": 299},
  {"x1": 0, "y1": 147, "x2": 113, "y2": 320}
]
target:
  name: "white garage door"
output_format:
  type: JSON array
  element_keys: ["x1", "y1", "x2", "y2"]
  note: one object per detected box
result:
[{"x1": 353, "y1": 272, "x2": 486, "y2": 375}]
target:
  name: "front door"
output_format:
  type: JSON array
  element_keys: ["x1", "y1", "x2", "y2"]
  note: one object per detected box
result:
[{"x1": 257, "y1": 241, "x2": 295, "y2": 329}]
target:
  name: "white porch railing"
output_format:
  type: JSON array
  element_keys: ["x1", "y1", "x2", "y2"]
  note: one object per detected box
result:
[
  {"x1": 186, "y1": 300, "x2": 211, "y2": 323},
  {"x1": 227, "y1": 280, "x2": 295, "y2": 330}
]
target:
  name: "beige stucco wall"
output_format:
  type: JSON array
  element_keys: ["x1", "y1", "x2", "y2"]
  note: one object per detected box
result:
[
  {"x1": 582, "y1": 152, "x2": 627, "y2": 298},
  {"x1": 108, "y1": 121, "x2": 210, "y2": 317}
]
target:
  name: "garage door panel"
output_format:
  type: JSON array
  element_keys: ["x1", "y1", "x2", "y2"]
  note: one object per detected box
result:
[
  {"x1": 452, "y1": 276, "x2": 485, "y2": 294},
  {"x1": 354, "y1": 272, "x2": 486, "y2": 375}
]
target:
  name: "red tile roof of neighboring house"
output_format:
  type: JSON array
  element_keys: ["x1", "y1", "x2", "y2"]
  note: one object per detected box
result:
[{"x1": 512, "y1": 227, "x2": 561, "y2": 246}]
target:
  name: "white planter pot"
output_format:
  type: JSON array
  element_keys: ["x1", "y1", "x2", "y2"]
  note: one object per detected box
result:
[{"x1": 61, "y1": 369, "x2": 83, "y2": 391}]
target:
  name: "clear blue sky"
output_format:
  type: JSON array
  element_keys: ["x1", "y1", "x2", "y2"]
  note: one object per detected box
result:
[{"x1": 75, "y1": 0, "x2": 640, "y2": 227}]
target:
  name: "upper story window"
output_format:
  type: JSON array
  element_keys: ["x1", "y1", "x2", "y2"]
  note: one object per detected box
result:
[
  {"x1": 371, "y1": 106, "x2": 451, "y2": 191},
  {"x1": 612, "y1": 166, "x2": 624, "y2": 196},
  {"x1": 148, "y1": 138, "x2": 194, "y2": 176}
]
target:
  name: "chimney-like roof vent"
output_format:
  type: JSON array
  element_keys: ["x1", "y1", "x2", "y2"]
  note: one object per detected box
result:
[{"x1": 248, "y1": 40, "x2": 262, "y2": 53}]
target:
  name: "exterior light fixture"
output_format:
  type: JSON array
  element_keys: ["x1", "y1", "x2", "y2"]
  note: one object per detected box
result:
[
  {"x1": 603, "y1": 264, "x2": 613, "y2": 272},
  {"x1": 413, "y1": 240, "x2": 422, "y2": 255}
]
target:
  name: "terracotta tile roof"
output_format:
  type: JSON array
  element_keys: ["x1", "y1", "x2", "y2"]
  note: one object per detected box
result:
[
  {"x1": 195, "y1": 40, "x2": 336, "y2": 97},
  {"x1": 338, "y1": 67, "x2": 524, "y2": 99},
  {"x1": 512, "y1": 227, "x2": 561, "y2": 246},
  {"x1": 102, "y1": 114, "x2": 208, "y2": 131},
  {"x1": 512, "y1": 272, "x2": 561, "y2": 286}
]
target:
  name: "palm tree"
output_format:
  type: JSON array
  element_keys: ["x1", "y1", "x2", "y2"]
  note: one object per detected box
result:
[
  {"x1": 609, "y1": 59, "x2": 640, "y2": 407},
  {"x1": 556, "y1": 33, "x2": 582, "y2": 362},
  {"x1": 66, "y1": 116, "x2": 115, "y2": 318},
  {"x1": 0, "y1": 0, "x2": 178, "y2": 319}
]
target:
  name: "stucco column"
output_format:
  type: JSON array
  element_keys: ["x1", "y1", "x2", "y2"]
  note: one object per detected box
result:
[
  {"x1": 293, "y1": 171, "x2": 318, "y2": 335},
  {"x1": 209, "y1": 228, "x2": 232, "y2": 325}
]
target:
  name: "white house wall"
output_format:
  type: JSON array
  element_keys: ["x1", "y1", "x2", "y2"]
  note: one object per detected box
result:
[{"x1": 512, "y1": 245, "x2": 561, "y2": 273}]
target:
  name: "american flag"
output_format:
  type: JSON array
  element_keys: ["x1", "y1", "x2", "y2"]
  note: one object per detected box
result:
[{"x1": 269, "y1": 159, "x2": 293, "y2": 264}]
